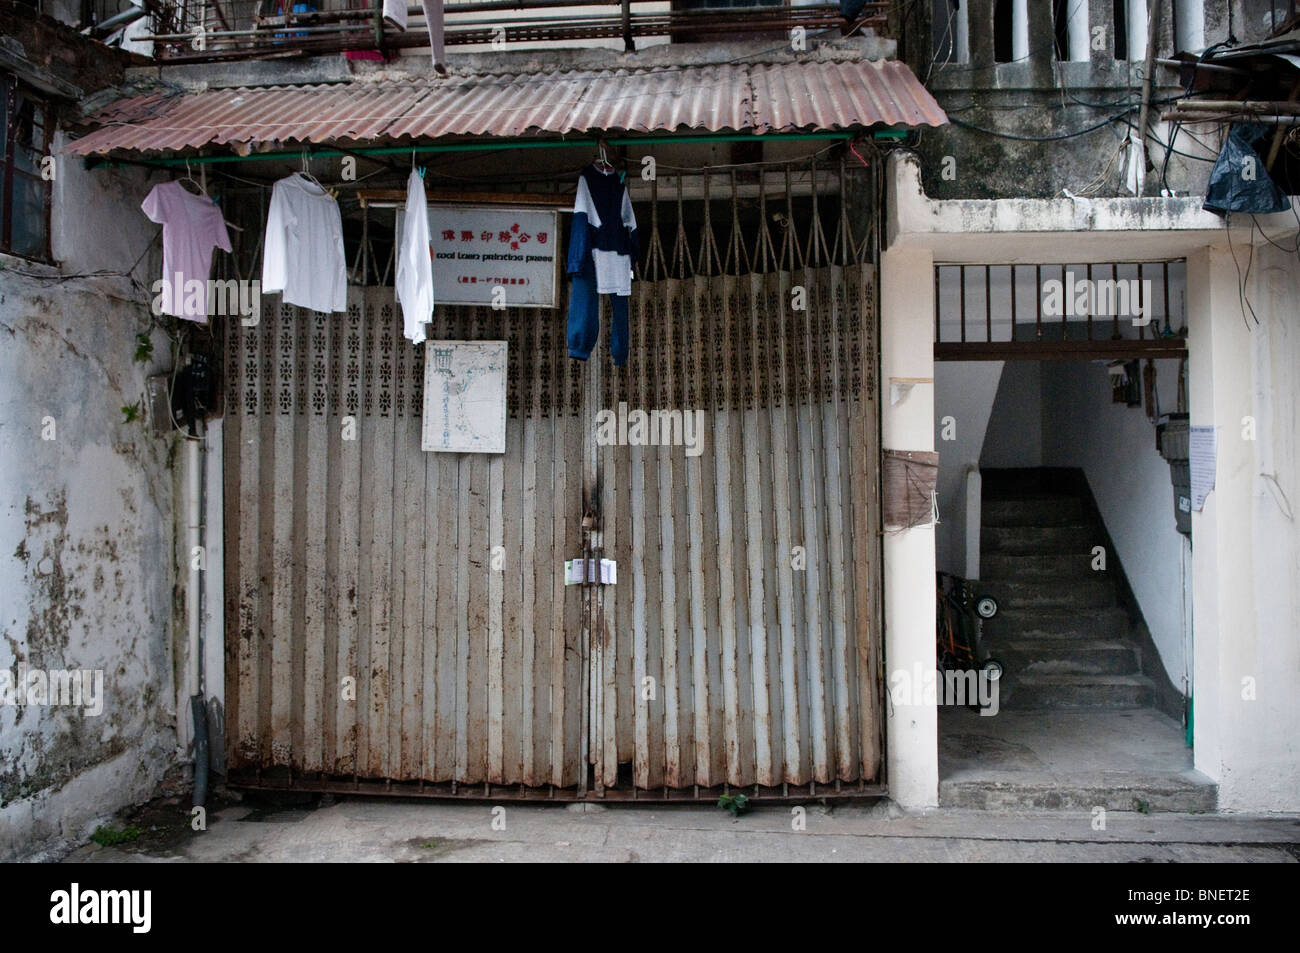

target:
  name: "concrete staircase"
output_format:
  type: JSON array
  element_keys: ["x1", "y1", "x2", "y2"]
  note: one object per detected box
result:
[
  {"x1": 978, "y1": 480, "x2": 1158, "y2": 712},
  {"x1": 939, "y1": 469, "x2": 1215, "y2": 813}
]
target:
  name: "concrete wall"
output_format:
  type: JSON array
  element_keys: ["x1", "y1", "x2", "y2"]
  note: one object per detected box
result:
[
  {"x1": 0, "y1": 134, "x2": 181, "y2": 860},
  {"x1": 1041, "y1": 359, "x2": 1190, "y2": 690},
  {"x1": 1188, "y1": 242, "x2": 1300, "y2": 813}
]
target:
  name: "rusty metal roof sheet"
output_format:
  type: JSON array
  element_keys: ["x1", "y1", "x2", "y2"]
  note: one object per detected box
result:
[{"x1": 66, "y1": 60, "x2": 945, "y2": 156}]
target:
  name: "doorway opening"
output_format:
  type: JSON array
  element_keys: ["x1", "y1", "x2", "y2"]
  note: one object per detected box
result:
[{"x1": 930, "y1": 261, "x2": 1213, "y2": 811}]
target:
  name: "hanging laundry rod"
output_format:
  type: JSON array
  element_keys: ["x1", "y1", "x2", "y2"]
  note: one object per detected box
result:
[{"x1": 83, "y1": 132, "x2": 860, "y2": 170}]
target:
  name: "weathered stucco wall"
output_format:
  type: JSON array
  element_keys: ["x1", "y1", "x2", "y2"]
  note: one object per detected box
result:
[
  {"x1": 909, "y1": 0, "x2": 1285, "y2": 201},
  {"x1": 0, "y1": 144, "x2": 180, "y2": 860}
]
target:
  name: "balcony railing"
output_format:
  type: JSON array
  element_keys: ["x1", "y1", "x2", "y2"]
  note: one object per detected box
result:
[{"x1": 138, "y1": 1, "x2": 889, "y2": 62}]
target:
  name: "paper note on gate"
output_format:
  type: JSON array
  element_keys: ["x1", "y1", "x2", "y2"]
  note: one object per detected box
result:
[{"x1": 565, "y1": 559, "x2": 617, "y2": 584}]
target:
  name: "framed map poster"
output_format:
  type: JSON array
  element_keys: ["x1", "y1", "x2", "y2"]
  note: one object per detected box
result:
[{"x1": 421, "y1": 340, "x2": 508, "y2": 454}]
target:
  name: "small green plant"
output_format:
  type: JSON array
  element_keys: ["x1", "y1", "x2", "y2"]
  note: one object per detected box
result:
[
  {"x1": 718, "y1": 793, "x2": 751, "y2": 817},
  {"x1": 90, "y1": 825, "x2": 143, "y2": 847},
  {"x1": 133, "y1": 332, "x2": 154, "y2": 364},
  {"x1": 1136, "y1": 800, "x2": 1151, "y2": 815},
  {"x1": 121, "y1": 401, "x2": 142, "y2": 424},
  {"x1": 419, "y1": 840, "x2": 439, "y2": 850}
]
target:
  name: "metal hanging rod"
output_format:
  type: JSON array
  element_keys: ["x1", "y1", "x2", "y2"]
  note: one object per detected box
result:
[{"x1": 83, "y1": 132, "x2": 857, "y2": 170}]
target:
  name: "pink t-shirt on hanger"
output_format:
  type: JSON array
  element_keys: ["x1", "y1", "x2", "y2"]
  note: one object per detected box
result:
[{"x1": 142, "y1": 180, "x2": 232, "y2": 323}]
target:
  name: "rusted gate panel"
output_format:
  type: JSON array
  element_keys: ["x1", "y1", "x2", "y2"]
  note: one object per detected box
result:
[
  {"x1": 223, "y1": 292, "x2": 586, "y2": 786},
  {"x1": 589, "y1": 263, "x2": 881, "y2": 792},
  {"x1": 223, "y1": 164, "x2": 883, "y2": 797}
]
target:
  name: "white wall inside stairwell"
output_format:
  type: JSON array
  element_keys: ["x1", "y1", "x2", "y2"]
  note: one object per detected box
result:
[
  {"x1": 981, "y1": 361, "x2": 1043, "y2": 468},
  {"x1": 933, "y1": 362, "x2": 1004, "y2": 576},
  {"x1": 1039, "y1": 359, "x2": 1188, "y2": 694}
]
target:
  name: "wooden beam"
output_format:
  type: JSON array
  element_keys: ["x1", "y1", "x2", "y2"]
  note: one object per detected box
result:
[{"x1": 935, "y1": 340, "x2": 1188, "y2": 362}]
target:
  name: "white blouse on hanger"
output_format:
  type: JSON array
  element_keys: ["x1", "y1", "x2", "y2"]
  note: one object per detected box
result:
[
  {"x1": 262, "y1": 172, "x2": 347, "y2": 314},
  {"x1": 395, "y1": 168, "x2": 434, "y2": 344}
]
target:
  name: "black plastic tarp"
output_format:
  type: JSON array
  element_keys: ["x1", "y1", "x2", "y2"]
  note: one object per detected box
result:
[{"x1": 1203, "y1": 123, "x2": 1292, "y2": 216}]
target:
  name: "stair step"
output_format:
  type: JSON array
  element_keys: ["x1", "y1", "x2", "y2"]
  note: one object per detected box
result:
[
  {"x1": 984, "y1": 607, "x2": 1130, "y2": 641},
  {"x1": 979, "y1": 577, "x2": 1116, "y2": 610},
  {"x1": 981, "y1": 552, "x2": 1104, "y2": 580},
  {"x1": 982, "y1": 524, "x2": 1103, "y2": 555},
  {"x1": 982, "y1": 496, "x2": 1084, "y2": 527},
  {"x1": 997, "y1": 639, "x2": 1139, "y2": 676},
  {"x1": 999, "y1": 673, "x2": 1157, "y2": 711},
  {"x1": 940, "y1": 776, "x2": 1218, "y2": 813}
]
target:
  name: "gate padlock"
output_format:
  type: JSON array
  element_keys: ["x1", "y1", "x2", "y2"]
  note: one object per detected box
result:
[{"x1": 581, "y1": 509, "x2": 597, "y2": 531}]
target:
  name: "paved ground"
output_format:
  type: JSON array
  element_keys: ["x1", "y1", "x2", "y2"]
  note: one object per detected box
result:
[
  {"x1": 939, "y1": 707, "x2": 1217, "y2": 811},
  {"x1": 61, "y1": 795, "x2": 1300, "y2": 863}
]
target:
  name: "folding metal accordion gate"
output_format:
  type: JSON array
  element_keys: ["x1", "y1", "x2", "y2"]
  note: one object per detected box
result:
[{"x1": 222, "y1": 168, "x2": 884, "y2": 799}]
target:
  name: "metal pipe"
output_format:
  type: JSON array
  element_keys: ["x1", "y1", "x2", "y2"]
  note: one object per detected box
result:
[
  {"x1": 1160, "y1": 111, "x2": 1300, "y2": 124},
  {"x1": 144, "y1": 5, "x2": 822, "y2": 39},
  {"x1": 87, "y1": 4, "x2": 148, "y2": 36},
  {"x1": 187, "y1": 423, "x2": 209, "y2": 808},
  {"x1": 1155, "y1": 57, "x2": 1247, "y2": 75},
  {"x1": 1171, "y1": 99, "x2": 1300, "y2": 114},
  {"x1": 143, "y1": 23, "x2": 372, "y2": 40}
]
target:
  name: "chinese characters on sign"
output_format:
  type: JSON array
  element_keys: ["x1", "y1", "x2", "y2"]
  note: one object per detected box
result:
[{"x1": 400, "y1": 204, "x2": 560, "y2": 308}]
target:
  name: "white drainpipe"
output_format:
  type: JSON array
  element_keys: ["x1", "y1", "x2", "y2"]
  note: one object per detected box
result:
[{"x1": 186, "y1": 424, "x2": 209, "y2": 805}]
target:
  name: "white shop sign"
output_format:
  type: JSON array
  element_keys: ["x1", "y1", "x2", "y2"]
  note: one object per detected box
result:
[
  {"x1": 399, "y1": 204, "x2": 561, "y2": 309},
  {"x1": 421, "y1": 340, "x2": 508, "y2": 454}
]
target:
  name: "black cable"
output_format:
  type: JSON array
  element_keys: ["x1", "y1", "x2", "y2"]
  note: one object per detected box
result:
[
  {"x1": 947, "y1": 107, "x2": 1137, "y2": 143},
  {"x1": 1250, "y1": 212, "x2": 1300, "y2": 253},
  {"x1": 1225, "y1": 212, "x2": 1260, "y2": 328}
]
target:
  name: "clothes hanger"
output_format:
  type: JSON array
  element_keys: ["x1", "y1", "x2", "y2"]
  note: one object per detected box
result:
[
  {"x1": 178, "y1": 158, "x2": 208, "y2": 196},
  {"x1": 298, "y1": 147, "x2": 338, "y2": 199},
  {"x1": 595, "y1": 138, "x2": 613, "y2": 173},
  {"x1": 298, "y1": 148, "x2": 325, "y2": 188}
]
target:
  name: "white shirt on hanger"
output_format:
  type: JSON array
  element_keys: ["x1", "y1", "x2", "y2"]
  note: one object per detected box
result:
[
  {"x1": 141, "y1": 180, "x2": 232, "y2": 323},
  {"x1": 262, "y1": 172, "x2": 347, "y2": 314},
  {"x1": 395, "y1": 168, "x2": 434, "y2": 344}
]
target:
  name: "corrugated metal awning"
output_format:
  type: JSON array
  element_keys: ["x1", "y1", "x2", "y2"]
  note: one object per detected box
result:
[{"x1": 65, "y1": 60, "x2": 946, "y2": 157}]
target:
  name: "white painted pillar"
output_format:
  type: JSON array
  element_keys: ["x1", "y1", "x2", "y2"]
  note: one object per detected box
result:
[
  {"x1": 1068, "y1": 0, "x2": 1092, "y2": 61},
  {"x1": 955, "y1": 0, "x2": 970, "y2": 64},
  {"x1": 1174, "y1": 0, "x2": 1204, "y2": 53},
  {"x1": 1127, "y1": 0, "x2": 1149, "y2": 59},
  {"x1": 1185, "y1": 244, "x2": 1248, "y2": 804},
  {"x1": 881, "y1": 244, "x2": 939, "y2": 810},
  {"x1": 1012, "y1": 0, "x2": 1030, "y2": 61}
]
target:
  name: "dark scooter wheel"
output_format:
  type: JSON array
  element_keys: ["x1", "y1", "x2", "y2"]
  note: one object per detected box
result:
[{"x1": 975, "y1": 595, "x2": 998, "y2": 619}]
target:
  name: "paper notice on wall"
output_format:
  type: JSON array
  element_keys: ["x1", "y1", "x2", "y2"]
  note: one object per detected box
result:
[
  {"x1": 564, "y1": 559, "x2": 617, "y2": 584},
  {"x1": 1190, "y1": 425, "x2": 1217, "y2": 511}
]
